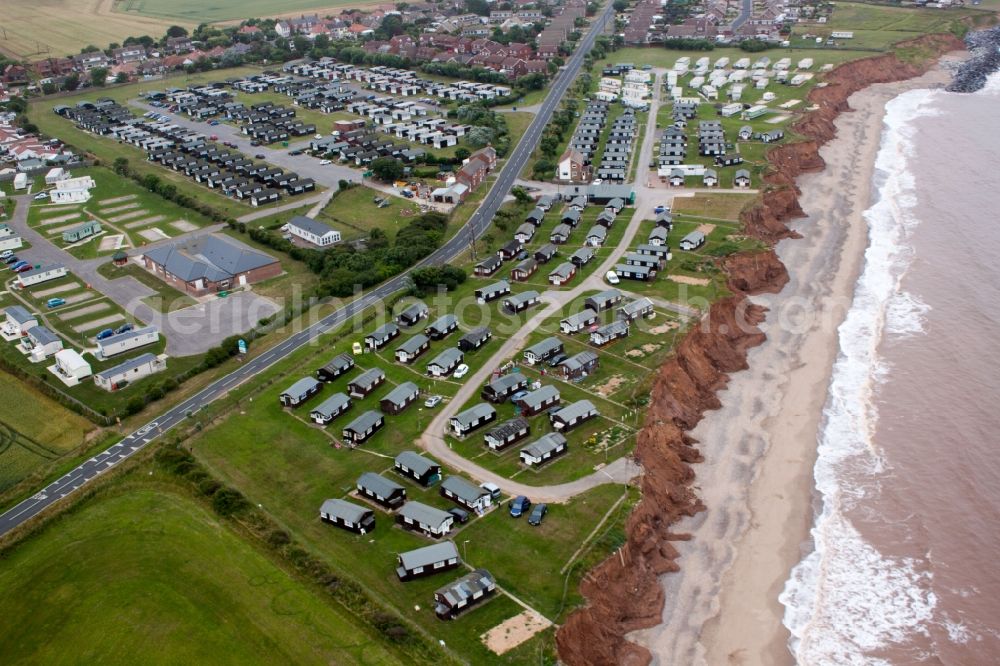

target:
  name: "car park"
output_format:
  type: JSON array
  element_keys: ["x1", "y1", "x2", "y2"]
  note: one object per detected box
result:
[
  {"x1": 528, "y1": 503, "x2": 548, "y2": 526},
  {"x1": 46, "y1": 298, "x2": 65, "y2": 308},
  {"x1": 509, "y1": 495, "x2": 531, "y2": 518},
  {"x1": 424, "y1": 395, "x2": 443, "y2": 408},
  {"x1": 453, "y1": 363, "x2": 470, "y2": 379},
  {"x1": 447, "y1": 507, "x2": 470, "y2": 524}
]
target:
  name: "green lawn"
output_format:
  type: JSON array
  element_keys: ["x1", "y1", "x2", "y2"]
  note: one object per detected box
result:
[
  {"x1": 96, "y1": 261, "x2": 198, "y2": 313},
  {"x1": 118, "y1": 0, "x2": 382, "y2": 22},
  {"x1": 316, "y1": 185, "x2": 422, "y2": 242},
  {"x1": 671, "y1": 193, "x2": 756, "y2": 221},
  {"x1": 0, "y1": 487, "x2": 402, "y2": 666}
]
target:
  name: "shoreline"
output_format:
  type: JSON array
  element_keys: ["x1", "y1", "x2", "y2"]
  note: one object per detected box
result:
[{"x1": 630, "y1": 56, "x2": 964, "y2": 666}]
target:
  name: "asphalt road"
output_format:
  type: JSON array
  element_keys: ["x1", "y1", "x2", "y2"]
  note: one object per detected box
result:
[
  {"x1": 731, "y1": 0, "x2": 753, "y2": 30},
  {"x1": 0, "y1": 3, "x2": 617, "y2": 537}
]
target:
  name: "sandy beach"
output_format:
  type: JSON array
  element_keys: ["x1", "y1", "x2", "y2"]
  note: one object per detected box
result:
[{"x1": 628, "y1": 57, "x2": 963, "y2": 665}]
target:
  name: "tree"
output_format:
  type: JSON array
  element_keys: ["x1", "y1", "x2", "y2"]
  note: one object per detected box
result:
[
  {"x1": 80, "y1": 44, "x2": 100, "y2": 54},
  {"x1": 511, "y1": 186, "x2": 532, "y2": 205},
  {"x1": 62, "y1": 73, "x2": 80, "y2": 91},
  {"x1": 113, "y1": 158, "x2": 130, "y2": 176},
  {"x1": 115, "y1": 71, "x2": 129, "y2": 83},
  {"x1": 370, "y1": 157, "x2": 404, "y2": 182},
  {"x1": 613, "y1": 0, "x2": 628, "y2": 10},
  {"x1": 90, "y1": 67, "x2": 108, "y2": 87},
  {"x1": 739, "y1": 38, "x2": 769, "y2": 52},
  {"x1": 454, "y1": 147, "x2": 471, "y2": 161},
  {"x1": 41, "y1": 82, "x2": 57, "y2": 95},
  {"x1": 466, "y1": 126, "x2": 496, "y2": 149},
  {"x1": 292, "y1": 35, "x2": 311, "y2": 54},
  {"x1": 166, "y1": 25, "x2": 189, "y2": 38},
  {"x1": 465, "y1": 0, "x2": 490, "y2": 16}
]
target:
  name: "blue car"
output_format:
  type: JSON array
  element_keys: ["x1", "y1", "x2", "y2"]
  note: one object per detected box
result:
[
  {"x1": 509, "y1": 496, "x2": 531, "y2": 518},
  {"x1": 10, "y1": 261, "x2": 28, "y2": 271},
  {"x1": 95, "y1": 328, "x2": 115, "y2": 341}
]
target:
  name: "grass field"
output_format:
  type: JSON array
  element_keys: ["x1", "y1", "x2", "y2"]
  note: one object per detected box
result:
[
  {"x1": 0, "y1": 487, "x2": 402, "y2": 665},
  {"x1": 315, "y1": 185, "x2": 422, "y2": 242},
  {"x1": 115, "y1": 0, "x2": 381, "y2": 23}
]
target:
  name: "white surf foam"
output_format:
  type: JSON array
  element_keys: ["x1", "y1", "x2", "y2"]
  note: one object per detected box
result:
[{"x1": 779, "y1": 87, "x2": 942, "y2": 664}]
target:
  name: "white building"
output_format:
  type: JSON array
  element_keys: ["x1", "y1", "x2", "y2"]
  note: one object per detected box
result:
[
  {"x1": 621, "y1": 81, "x2": 650, "y2": 102},
  {"x1": 18, "y1": 264, "x2": 68, "y2": 288},
  {"x1": 53, "y1": 348, "x2": 92, "y2": 382},
  {"x1": 287, "y1": 215, "x2": 341, "y2": 247},
  {"x1": 2, "y1": 306, "x2": 37, "y2": 337},
  {"x1": 50, "y1": 175, "x2": 96, "y2": 204},
  {"x1": 96, "y1": 326, "x2": 160, "y2": 359},
  {"x1": 94, "y1": 353, "x2": 166, "y2": 391},
  {"x1": 0, "y1": 235, "x2": 23, "y2": 252},
  {"x1": 13, "y1": 173, "x2": 27, "y2": 190},
  {"x1": 45, "y1": 168, "x2": 69, "y2": 185},
  {"x1": 22, "y1": 325, "x2": 62, "y2": 362}
]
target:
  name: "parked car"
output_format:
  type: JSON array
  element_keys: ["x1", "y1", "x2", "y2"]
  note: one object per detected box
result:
[
  {"x1": 319, "y1": 159, "x2": 332, "y2": 165},
  {"x1": 288, "y1": 149, "x2": 303, "y2": 156},
  {"x1": 511, "y1": 390, "x2": 529, "y2": 401},
  {"x1": 3, "y1": 255, "x2": 18, "y2": 264},
  {"x1": 114, "y1": 323, "x2": 133, "y2": 335},
  {"x1": 0, "y1": 250, "x2": 12, "y2": 259},
  {"x1": 447, "y1": 507, "x2": 470, "y2": 524},
  {"x1": 528, "y1": 503, "x2": 548, "y2": 526},
  {"x1": 509, "y1": 495, "x2": 531, "y2": 518},
  {"x1": 95, "y1": 328, "x2": 115, "y2": 341},
  {"x1": 480, "y1": 482, "x2": 501, "y2": 501},
  {"x1": 605, "y1": 270, "x2": 620, "y2": 285},
  {"x1": 14, "y1": 264, "x2": 32, "y2": 273},
  {"x1": 254, "y1": 153, "x2": 265, "y2": 159},
  {"x1": 208, "y1": 120, "x2": 220, "y2": 126},
  {"x1": 250, "y1": 140, "x2": 261, "y2": 147},
  {"x1": 33, "y1": 191, "x2": 49, "y2": 200},
  {"x1": 547, "y1": 353, "x2": 568, "y2": 368},
  {"x1": 10, "y1": 261, "x2": 28, "y2": 271},
  {"x1": 424, "y1": 395, "x2": 443, "y2": 408},
  {"x1": 46, "y1": 298, "x2": 65, "y2": 308},
  {"x1": 453, "y1": 363, "x2": 470, "y2": 379},
  {"x1": 208, "y1": 134, "x2": 218, "y2": 141}
]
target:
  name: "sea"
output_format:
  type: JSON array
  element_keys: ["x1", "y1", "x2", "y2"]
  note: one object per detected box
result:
[{"x1": 779, "y1": 71, "x2": 1000, "y2": 663}]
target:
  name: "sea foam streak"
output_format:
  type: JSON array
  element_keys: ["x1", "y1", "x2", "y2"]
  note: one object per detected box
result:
[{"x1": 779, "y1": 89, "x2": 941, "y2": 664}]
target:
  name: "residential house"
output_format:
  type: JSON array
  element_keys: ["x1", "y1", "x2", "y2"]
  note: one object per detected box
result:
[
  {"x1": 520, "y1": 433, "x2": 568, "y2": 466},
  {"x1": 497, "y1": 239, "x2": 522, "y2": 260},
  {"x1": 356, "y1": 471, "x2": 405, "y2": 508},
  {"x1": 280, "y1": 377, "x2": 323, "y2": 407},
  {"x1": 449, "y1": 403, "x2": 497, "y2": 437},
  {"x1": 394, "y1": 450, "x2": 442, "y2": 486},
  {"x1": 550, "y1": 399, "x2": 599, "y2": 431},
  {"x1": 557, "y1": 147, "x2": 588, "y2": 182},
  {"x1": 514, "y1": 223, "x2": 535, "y2": 243},
  {"x1": 734, "y1": 168, "x2": 751, "y2": 188},
  {"x1": 380, "y1": 381, "x2": 420, "y2": 415},
  {"x1": 549, "y1": 223, "x2": 572, "y2": 244},
  {"x1": 614, "y1": 264, "x2": 655, "y2": 281},
  {"x1": 320, "y1": 498, "x2": 375, "y2": 534},
  {"x1": 570, "y1": 247, "x2": 595, "y2": 267}
]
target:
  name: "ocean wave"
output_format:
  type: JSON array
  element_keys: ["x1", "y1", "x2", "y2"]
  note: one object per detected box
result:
[{"x1": 779, "y1": 87, "x2": 942, "y2": 663}]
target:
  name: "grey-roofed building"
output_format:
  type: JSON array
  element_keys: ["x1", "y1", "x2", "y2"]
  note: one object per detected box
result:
[
  {"x1": 585, "y1": 289, "x2": 624, "y2": 312},
  {"x1": 317, "y1": 352, "x2": 355, "y2": 382},
  {"x1": 20, "y1": 324, "x2": 61, "y2": 362},
  {"x1": 735, "y1": 168, "x2": 751, "y2": 188},
  {"x1": 626, "y1": 252, "x2": 662, "y2": 269},
  {"x1": 287, "y1": 214, "x2": 341, "y2": 247},
  {"x1": 534, "y1": 243, "x2": 557, "y2": 263},
  {"x1": 560, "y1": 309, "x2": 599, "y2": 334},
  {"x1": 618, "y1": 297, "x2": 654, "y2": 322},
  {"x1": 560, "y1": 350, "x2": 599, "y2": 380},
  {"x1": 440, "y1": 475, "x2": 493, "y2": 512},
  {"x1": 537, "y1": 194, "x2": 555, "y2": 210},
  {"x1": 481, "y1": 372, "x2": 529, "y2": 403},
  {"x1": 425, "y1": 314, "x2": 458, "y2": 340},
  {"x1": 679, "y1": 230, "x2": 706, "y2": 251},
  {"x1": 395, "y1": 334, "x2": 431, "y2": 364},
  {"x1": 514, "y1": 222, "x2": 536, "y2": 243},
  {"x1": 394, "y1": 451, "x2": 442, "y2": 486},
  {"x1": 502, "y1": 290, "x2": 540, "y2": 314},
  {"x1": 356, "y1": 471, "x2": 405, "y2": 508},
  {"x1": 484, "y1": 417, "x2": 530, "y2": 451},
  {"x1": 347, "y1": 367, "x2": 386, "y2": 397},
  {"x1": 95, "y1": 326, "x2": 159, "y2": 359},
  {"x1": 449, "y1": 403, "x2": 497, "y2": 437},
  {"x1": 550, "y1": 399, "x2": 599, "y2": 431},
  {"x1": 311, "y1": 392, "x2": 351, "y2": 424},
  {"x1": 475, "y1": 280, "x2": 510, "y2": 303},
  {"x1": 614, "y1": 263, "x2": 655, "y2": 281},
  {"x1": 513, "y1": 384, "x2": 561, "y2": 416},
  {"x1": 427, "y1": 347, "x2": 464, "y2": 377},
  {"x1": 397, "y1": 300, "x2": 429, "y2": 326},
  {"x1": 510, "y1": 258, "x2": 537, "y2": 282},
  {"x1": 364, "y1": 322, "x2": 400, "y2": 350},
  {"x1": 648, "y1": 226, "x2": 669, "y2": 246},
  {"x1": 458, "y1": 326, "x2": 492, "y2": 352},
  {"x1": 141, "y1": 234, "x2": 280, "y2": 296},
  {"x1": 548, "y1": 261, "x2": 577, "y2": 286},
  {"x1": 586, "y1": 225, "x2": 608, "y2": 246},
  {"x1": 397, "y1": 540, "x2": 460, "y2": 580},
  {"x1": 93, "y1": 352, "x2": 166, "y2": 391},
  {"x1": 520, "y1": 432, "x2": 568, "y2": 466},
  {"x1": 342, "y1": 410, "x2": 385, "y2": 444},
  {"x1": 380, "y1": 381, "x2": 419, "y2": 415},
  {"x1": 591, "y1": 319, "x2": 630, "y2": 346},
  {"x1": 280, "y1": 376, "x2": 323, "y2": 406},
  {"x1": 636, "y1": 243, "x2": 670, "y2": 260},
  {"x1": 474, "y1": 253, "x2": 502, "y2": 276},
  {"x1": 3, "y1": 306, "x2": 37, "y2": 336},
  {"x1": 570, "y1": 246, "x2": 595, "y2": 266},
  {"x1": 549, "y1": 223, "x2": 572, "y2": 244},
  {"x1": 523, "y1": 337, "x2": 563, "y2": 365},
  {"x1": 434, "y1": 569, "x2": 496, "y2": 619},
  {"x1": 320, "y1": 498, "x2": 375, "y2": 534},
  {"x1": 525, "y1": 206, "x2": 545, "y2": 225}
]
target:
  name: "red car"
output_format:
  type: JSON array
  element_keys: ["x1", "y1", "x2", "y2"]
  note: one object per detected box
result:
[
  {"x1": 15, "y1": 264, "x2": 33, "y2": 273},
  {"x1": 209, "y1": 134, "x2": 218, "y2": 141}
]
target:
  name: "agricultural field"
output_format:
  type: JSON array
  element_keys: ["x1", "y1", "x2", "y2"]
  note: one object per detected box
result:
[
  {"x1": 804, "y1": 1, "x2": 982, "y2": 51},
  {"x1": 0, "y1": 487, "x2": 403, "y2": 665},
  {"x1": 114, "y1": 0, "x2": 382, "y2": 23},
  {"x1": 27, "y1": 166, "x2": 215, "y2": 260}
]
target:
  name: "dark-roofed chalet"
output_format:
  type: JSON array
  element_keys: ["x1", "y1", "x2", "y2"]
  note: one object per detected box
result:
[
  {"x1": 596, "y1": 210, "x2": 616, "y2": 228},
  {"x1": 510, "y1": 258, "x2": 537, "y2": 281},
  {"x1": 425, "y1": 314, "x2": 458, "y2": 340},
  {"x1": 585, "y1": 289, "x2": 624, "y2": 312},
  {"x1": 397, "y1": 300, "x2": 429, "y2": 327},
  {"x1": 348, "y1": 368, "x2": 386, "y2": 398},
  {"x1": 513, "y1": 385, "x2": 561, "y2": 416},
  {"x1": 317, "y1": 352, "x2": 355, "y2": 382},
  {"x1": 440, "y1": 476, "x2": 493, "y2": 512},
  {"x1": 525, "y1": 207, "x2": 545, "y2": 225},
  {"x1": 356, "y1": 471, "x2": 405, "y2": 509},
  {"x1": 654, "y1": 211, "x2": 674, "y2": 229},
  {"x1": 537, "y1": 194, "x2": 555, "y2": 210},
  {"x1": 626, "y1": 252, "x2": 662, "y2": 269},
  {"x1": 561, "y1": 208, "x2": 582, "y2": 227},
  {"x1": 427, "y1": 347, "x2": 464, "y2": 377},
  {"x1": 434, "y1": 569, "x2": 496, "y2": 619},
  {"x1": 615, "y1": 263, "x2": 655, "y2": 281},
  {"x1": 475, "y1": 280, "x2": 510, "y2": 303},
  {"x1": 397, "y1": 541, "x2": 460, "y2": 580},
  {"x1": 365, "y1": 322, "x2": 400, "y2": 351},
  {"x1": 320, "y1": 498, "x2": 375, "y2": 534},
  {"x1": 605, "y1": 197, "x2": 625, "y2": 213},
  {"x1": 342, "y1": 410, "x2": 385, "y2": 445},
  {"x1": 280, "y1": 377, "x2": 322, "y2": 406},
  {"x1": 394, "y1": 450, "x2": 442, "y2": 487},
  {"x1": 550, "y1": 399, "x2": 599, "y2": 431},
  {"x1": 520, "y1": 432, "x2": 568, "y2": 466},
  {"x1": 396, "y1": 505, "x2": 455, "y2": 542},
  {"x1": 560, "y1": 309, "x2": 599, "y2": 334},
  {"x1": 586, "y1": 225, "x2": 607, "y2": 246},
  {"x1": 637, "y1": 243, "x2": 670, "y2": 260},
  {"x1": 524, "y1": 337, "x2": 563, "y2": 365},
  {"x1": 474, "y1": 253, "x2": 502, "y2": 276},
  {"x1": 497, "y1": 239, "x2": 522, "y2": 260},
  {"x1": 395, "y1": 334, "x2": 431, "y2": 364},
  {"x1": 570, "y1": 247, "x2": 595, "y2": 267},
  {"x1": 449, "y1": 403, "x2": 497, "y2": 437},
  {"x1": 380, "y1": 381, "x2": 419, "y2": 415},
  {"x1": 591, "y1": 320, "x2": 629, "y2": 346},
  {"x1": 458, "y1": 326, "x2": 492, "y2": 352},
  {"x1": 560, "y1": 350, "x2": 599, "y2": 380},
  {"x1": 534, "y1": 243, "x2": 557, "y2": 263},
  {"x1": 311, "y1": 392, "x2": 352, "y2": 425},
  {"x1": 679, "y1": 230, "x2": 706, "y2": 251},
  {"x1": 503, "y1": 290, "x2": 540, "y2": 314},
  {"x1": 484, "y1": 414, "x2": 531, "y2": 451},
  {"x1": 549, "y1": 223, "x2": 572, "y2": 244},
  {"x1": 618, "y1": 297, "x2": 654, "y2": 322},
  {"x1": 481, "y1": 372, "x2": 529, "y2": 403}
]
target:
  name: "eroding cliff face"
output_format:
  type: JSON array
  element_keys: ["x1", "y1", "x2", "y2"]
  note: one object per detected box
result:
[{"x1": 555, "y1": 34, "x2": 963, "y2": 666}]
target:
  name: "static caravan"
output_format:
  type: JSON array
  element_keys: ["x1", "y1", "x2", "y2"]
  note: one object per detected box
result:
[
  {"x1": 356, "y1": 471, "x2": 405, "y2": 508},
  {"x1": 434, "y1": 569, "x2": 496, "y2": 619},
  {"x1": 396, "y1": 505, "x2": 455, "y2": 542},
  {"x1": 484, "y1": 417, "x2": 530, "y2": 451},
  {"x1": 550, "y1": 400, "x2": 599, "y2": 432},
  {"x1": 394, "y1": 450, "x2": 442, "y2": 487},
  {"x1": 320, "y1": 498, "x2": 375, "y2": 534},
  {"x1": 97, "y1": 326, "x2": 160, "y2": 359},
  {"x1": 520, "y1": 433, "x2": 568, "y2": 466},
  {"x1": 396, "y1": 541, "x2": 461, "y2": 581},
  {"x1": 449, "y1": 403, "x2": 497, "y2": 437},
  {"x1": 311, "y1": 392, "x2": 352, "y2": 424}
]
